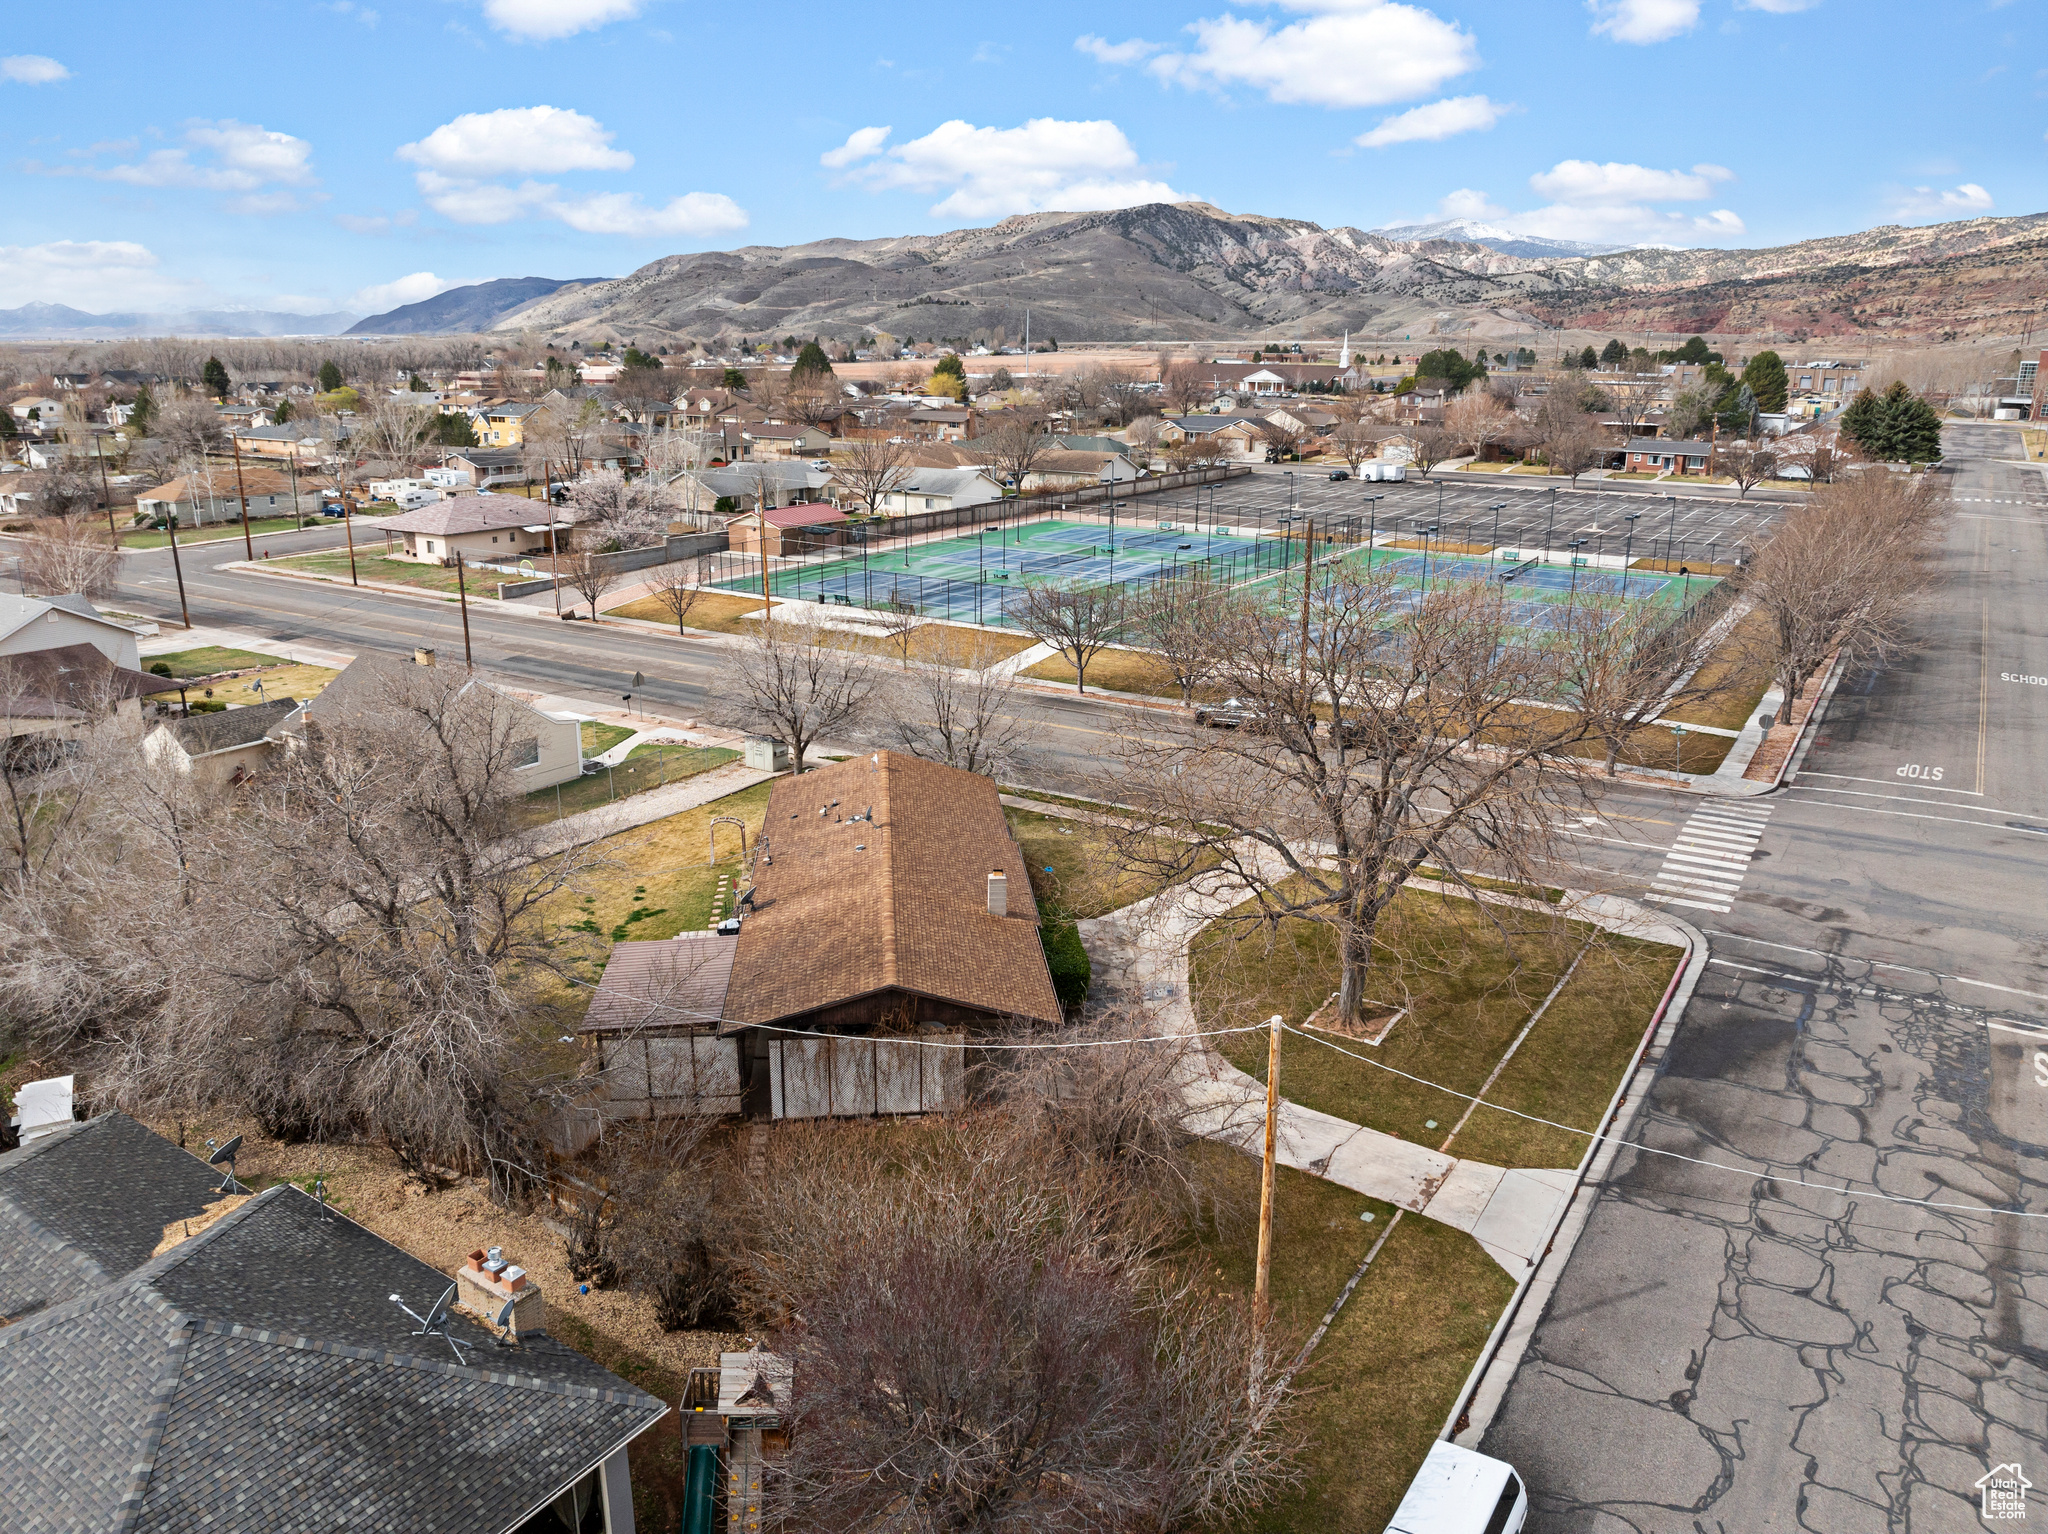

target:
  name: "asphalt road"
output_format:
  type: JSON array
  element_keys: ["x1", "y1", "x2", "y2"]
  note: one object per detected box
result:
[{"x1": 1482, "y1": 423, "x2": 2048, "y2": 1530}]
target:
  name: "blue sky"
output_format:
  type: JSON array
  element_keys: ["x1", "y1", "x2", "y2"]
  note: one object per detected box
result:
[{"x1": 1, "y1": 0, "x2": 2041, "y2": 317}]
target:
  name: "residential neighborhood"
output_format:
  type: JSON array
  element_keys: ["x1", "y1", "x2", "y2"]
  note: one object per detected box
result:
[{"x1": 1, "y1": 1, "x2": 2043, "y2": 1523}]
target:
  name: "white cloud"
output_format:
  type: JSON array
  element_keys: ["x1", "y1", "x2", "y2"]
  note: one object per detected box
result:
[
  {"x1": 397, "y1": 106, "x2": 632, "y2": 177},
  {"x1": 480, "y1": 0, "x2": 640, "y2": 41},
  {"x1": 40, "y1": 121, "x2": 320, "y2": 211},
  {"x1": 1074, "y1": 34, "x2": 1157, "y2": 65},
  {"x1": 1737, "y1": 0, "x2": 1823, "y2": 10},
  {"x1": 1587, "y1": 0, "x2": 1700, "y2": 44},
  {"x1": 1355, "y1": 95, "x2": 1512, "y2": 148},
  {"x1": 549, "y1": 190, "x2": 747, "y2": 236},
  {"x1": 830, "y1": 117, "x2": 1190, "y2": 221},
  {"x1": 1426, "y1": 159, "x2": 1747, "y2": 245},
  {"x1": 1529, "y1": 159, "x2": 1730, "y2": 205},
  {"x1": 412, "y1": 170, "x2": 745, "y2": 236},
  {"x1": 1149, "y1": 0, "x2": 1478, "y2": 109},
  {"x1": 1890, "y1": 182, "x2": 1994, "y2": 220},
  {"x1": 820, "y1": 126, "x2": 891, "y2": 169},
  {"x1": 349, "y1": 272, "x2": 460, "y2": 312},
  {"x1": 1, "y1": 55, "x2": 70, "y2": 84},
  {"x1": 0, "y1": 239, "x2": 194, "y2": 310}
]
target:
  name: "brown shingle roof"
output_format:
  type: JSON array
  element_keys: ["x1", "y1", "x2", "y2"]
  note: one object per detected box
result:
[
  {"x1": 727, "y1": 753, "x2": 1061, "y2": 1029},
  {"x1": 582, "y1": 934, "x2": 738, "y2": 1033}
]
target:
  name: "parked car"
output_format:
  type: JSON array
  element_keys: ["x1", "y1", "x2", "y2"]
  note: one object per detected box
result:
[
  {"x1": 1386, "y1": 1442, "x2": 1527, "y2": 1534},
  {"x1": 1193, "y1": 698, "x2": 1266, "y2": 729},
  {"x1": 1328, "y1": 469, "x2": 1351, "y2": 481}
]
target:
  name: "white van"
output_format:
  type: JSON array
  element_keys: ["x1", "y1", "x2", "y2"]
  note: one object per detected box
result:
[{"x1": 1386, "y1": 1442, "x2": 1528, "y2": 1534}]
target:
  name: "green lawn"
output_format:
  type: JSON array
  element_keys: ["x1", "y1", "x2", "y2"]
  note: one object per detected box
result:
[
  {"x1": 144, "y1": 646, "x2": 276, "y2": 677},
  {"x1": 1189, "y1": 1148, "x2": 1513, "y2": 1533},
  {"x1": 579, "y1": 720, "x2": 636, "y2": 756},
  {"x1": 271, "y1": 549, "x2": 471, "y2": 595},
  {"x1": 123, "y1": 516, "x2": 308, "y2": 548},
  {"x1": 1196, "y1": 887, "x2": 1679, "y2": 1169},
  {"x1": 520, "y1": 745, "x2": 741, "y2": 827},
  {"x1": 1005, "y1": 805, "x2": 1213, "y2": 920}
]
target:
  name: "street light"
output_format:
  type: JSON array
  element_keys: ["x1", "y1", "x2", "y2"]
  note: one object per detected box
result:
[
  {"x1": 1664, "y1": 493, "x2": 1678, "y2": 573},
  {"x1": 1487, "y1": 499, "x2": 1507, "y2": 575},
  {"x1": 1567, "y1": 537, "x2": 1589, "y2": 597},
  {"x1": 1620, "y1": 511, "x2": 1641, "y2": 597}
]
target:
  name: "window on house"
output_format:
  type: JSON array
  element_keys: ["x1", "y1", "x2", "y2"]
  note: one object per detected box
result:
[
  {"x1": 426, "y1": 540, "x2": 436, "y2": 553},
  {"x1": 512, "y1": 736, "x2": 541, "y2": 768}
]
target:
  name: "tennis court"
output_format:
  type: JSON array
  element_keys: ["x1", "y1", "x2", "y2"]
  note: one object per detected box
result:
[{"x1": 717, "y1": 517, "x2": 1300, "y2": 628}]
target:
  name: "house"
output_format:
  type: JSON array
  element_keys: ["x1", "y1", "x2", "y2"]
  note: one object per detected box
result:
[
  {"x1": 142, "y1": 695, "x2": 298, "y2": 789},
  {"x1": 440, "y1": 447, "x2": 530, "y2": 489},
  {"x1": 8, "y1": 396, "x2": 63, "y2": 427},
  {"x1": 579, "y1": 752, "x2": 1062, "y2": 1123},
  {"x1": 283, "y1": 650, "x2": 584, "y2": 790},
  {"x1": 738, "y1": 421, "x2": 834, "y2": 460},
  {"x1": 0, "y1": 1112, "x2": 668, "y2": 1534},
  {"x1": 24, "y1": 438, "x2": 120, "y2": 471},
  {"x1": 475, "y1": 400, "x2": 550, "y2": 448},
  {"x1": 230, "y1": 422, "x2": 326, "y2": 463},
  {"x1": 681, "y1": 461, "x2": 834, "y2": 514},
  {"x1": 0, "y1": 641, "x2": 158, "y2": 747},
  {"x1": 1018, "y1": 450, "x2": 1141, "y2": 493},
  {"x1": 135, "y1": 467, "x2": 321, "y2": 527},
  {"x1": 376, "y1": 494, "x2": 574, "y2": 566},
  {"x1": 873, "y1": 467, "x2": 1004, "y2": 515},
  {"x1": 0, "y1": 593, "x2": 142, "y2": 669},
  {"x1": 1624, "y1": 437, "x2": 1712, "y2": 475},
  {"x1": 726, "y1": 502, "x2": 850, "y2": 557},
  {"x1": 1261, "y1": 405, "x2": 1338, "y2": 436},
  {"x1": 1156, "y1": 416, "x2": 1265, "y2": 460}
]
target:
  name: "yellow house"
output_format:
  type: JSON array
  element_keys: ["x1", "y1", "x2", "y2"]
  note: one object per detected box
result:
[{"x1": 475, "y1": 400, "x2": 547, "y2": 448}]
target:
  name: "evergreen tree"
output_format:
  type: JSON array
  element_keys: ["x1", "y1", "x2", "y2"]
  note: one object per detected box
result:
[
  {"x1": 432, "y1": 412, "x2": 478, "y2": 448},
  {"x1": 129, "y1": 383, "x2": 155, "y2": 438},
  {"x1": 1741, "y1": 350, "x2": 1789, "y2": 414},
  {"x1": 722, "y1": 367, "x2": 747, "y2": 392},
  {"x1": 1840, "y1": 381, "x2": 1944, "y2": 463},
  {"x1": 273, "y1": 398, "x2": 294, "y2": 424},
  {"x1": 1599, "y1": 339, "x2": 1628, "y2": 368},
  {"x1": 1676, "y1": 335, "x2": 1713, "y2": 364},
  {"x1": 622, "y1": 346, "x2": 663, "y2": 371},
  {"x1": 202, "y1": 355, "x2": 232, "y2": 398},
  {"x1": 317, "y1": 359, "x2": 343, "y2": 392},
  {"x1": 408, "y1": 372, "x2": 429, "y2": 392},
  {"x1": 1415, "y1": 348, "x2": 1482, "y2": 389},
  {"x1": 1719, "y1": 383, "x2": 1759, "y2": 437},
  {"x1": 1578, "y1": 345, "x2": 1599, "y2": 369},
  {"x1": 792, "y1": 340, "x2": 834, "y2": 377}
]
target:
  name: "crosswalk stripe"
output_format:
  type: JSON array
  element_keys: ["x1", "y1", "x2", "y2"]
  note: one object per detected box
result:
[
  {"x1": 1673, "y1": 832, "x2": 1759, "y2": 852},
  {"x1": 1643, "y1": 800, "x2": 1774, "y2": 912},
  {"x1": 1665, "y1": 851, "x2": 1751, "y2": 872},
  {"x1": 1645, "y1": 893, "x2": 1731, "y2": 912},
  {"x1": 1655, "y1": 871, "x2": 1743, "y2": 891}
]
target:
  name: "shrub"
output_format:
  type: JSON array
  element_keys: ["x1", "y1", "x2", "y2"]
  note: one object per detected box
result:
[{"x1": 1040, "y1": 917, "x2": 1090, "y2": 1011}]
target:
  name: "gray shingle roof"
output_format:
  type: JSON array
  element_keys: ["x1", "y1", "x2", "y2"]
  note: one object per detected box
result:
[
  {"x1": 0, "y1": 1118, "x2": 669, "y2": 1534},
  {"x1": 160, "y1": 697, "x2": 297, "y2": 757},
  {"x1": 0, "y1": 1114, "x2": 221, "y2": 1321}
]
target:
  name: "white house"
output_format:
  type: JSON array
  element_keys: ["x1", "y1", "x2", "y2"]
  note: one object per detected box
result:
[
  {"x1": 142, "y1": 696, "x2": 299, "y2": 791},
  {"x1": 0, "y1": 594, "x2": 141, "y2": 669},
  {"x1": 872, "y1": 468, "x2": 1005, "y2": 515}
]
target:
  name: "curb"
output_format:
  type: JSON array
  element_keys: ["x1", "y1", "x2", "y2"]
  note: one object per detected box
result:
[{"x1": 1446, "y1": 897, "x2": 1710, "y2": 1448}]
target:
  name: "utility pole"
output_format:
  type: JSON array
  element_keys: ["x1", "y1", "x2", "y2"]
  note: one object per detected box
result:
[
  {"x1": 455, "y1": 554, "x2": 474, "y2": 669},
  {"x1": 231, "y1": 433, "x2": 254, "y2": 560},
  {"x1": 343, "y1": 487, "x2": 360, "y2": 586},
  {"x1": 1254, "y1": 1013, "x2": 1283, "y2": 1327},
  {"x1": 164, "y1": 497, "x2": 192, "y2": 630}
]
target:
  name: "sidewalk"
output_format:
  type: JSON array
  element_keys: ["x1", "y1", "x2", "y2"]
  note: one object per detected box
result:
[{"x1": 525, "y1": 759, "x2": 775, "y2": 858}]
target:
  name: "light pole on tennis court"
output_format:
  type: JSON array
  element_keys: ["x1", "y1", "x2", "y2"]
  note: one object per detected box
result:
[
  {"x1": 1487, "y1": 500, "x2": 1507, "y2": 575},
  {"x1": 1546, "y1": 485, "x2": 1558, "y2": 557},
  {"x1": 1567, "y1": 537, "x2": 1589, "y2": 599},
  {"x1": 1665, "y1": 494, "x2": 1678, "y2": 572},
  {"x1": 1621, "y1": 511, "x2": 1641, "y2": 598}
]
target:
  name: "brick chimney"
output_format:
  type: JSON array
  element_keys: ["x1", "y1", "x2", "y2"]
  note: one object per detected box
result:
[
  {"x1": 456, "y1": 1245, "x2": 546, "y2": 1338},
  {"x1": 987, "y1": 870, "x2": 1007, "y2": 918}
]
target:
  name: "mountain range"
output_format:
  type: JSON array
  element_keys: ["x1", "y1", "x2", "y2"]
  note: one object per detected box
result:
[
  {"x1": 344, "y1": 276, "x2": 612, "y2": 336},
  {"x1": 0, "y1": 303, "x2": 360, "y2": 339},
  {"x1": 453, "y1": 202, "x2": 2048, "y2": 347},
  {"x1": 1369, "y1": 219, "x2": 1628, "y2": 261}
]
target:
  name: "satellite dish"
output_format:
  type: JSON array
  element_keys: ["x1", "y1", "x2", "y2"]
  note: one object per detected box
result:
[
  {"x1": 205, "y1": 1135, "x2": 244, "y2": 1195},
  {"x1": 390, "y1": 1281, "x2": 471, "y2": 1364},
  {"x1": 494, "y1": 1296, "x2": 518, "y2": 1328}
]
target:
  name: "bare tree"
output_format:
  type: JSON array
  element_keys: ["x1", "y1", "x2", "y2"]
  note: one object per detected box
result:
[
  {"x1": 1720, "y1": 439, "x2": 1779, "y2": 499},
  {"x1": 28, "y1": 461, "x2": 103, "y2": 520},
  {"x1": 561, "y1": 545, "x2": 625, "y2": 621},
  {"x1": 1741, "y1": 471, "x2": 1946, "y2": 707},
  {"x1": 1105, "y1": 566, "x2": 1603, "y2": 1030},
  {"x1": 1331, "y1": 420, "x2": 1381, "y2": 476},
  {"x1": 153, "y1": 396, "x2": 227, "y2": 463},
  {"x1": 17, "y1": 512, "x2": 120, "y2": 598},
  {"x1": 1407, "y1": 424, "x2": 1455, "y2": 477},
  {"x1": 1778, "y1": 426, "x2": 1847, "y2": 485},
  {"x1": 1666, "y1": 382, "x2": 1719, "y2": 441},
  {"x1": 1256, "y1": 419, "x2": 1306, "y2": 464},
  {"x1": 1124, "y1": 415, "x2": 1167, "y2": 466},
  {"x1": 1016, "y1": 580, "x2": 1127, "y2": 694},
  {"x1": 1160, "y1": 362, "x2": 1208, "y2": 417},
  {"x1": 643, "y1": 556, "x2": 711, "y2": 634},
  {"x1": 569, "y1": 467, "x2": 679, "y2": 549},
  {"x1": 1549, "y1": 424, "x2": 1604, "y2": 486},
  {"x1": 1128, "y1": 576, "x2": 1232, "y2": 705},
  {"x1": 871, "y1": 598, "x2": 925, "y2": 669},
  {"x1": 872, "y1": 640, "x2": 1031, "y2": 776},
  {"x1": 831, "y1": 432, "x2": 912, "y2": 519},
  {"x1": 1553, "y1": 592, "x2": 1742, "y2": 776},
  {"x1": 718, "y1": 621, "x2": 878, "y2": 770},
  {"x1": 978, "y1": 410, "x2": 1055, "y2": 494},
  {"x1": 355, "y1": 395, "x2": 436, "y2": 471},
  {"x1": 1444, "y1": 390, "x2": 1512, "y2": 464}
]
